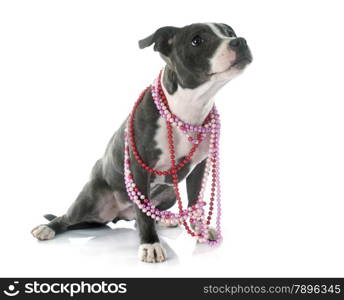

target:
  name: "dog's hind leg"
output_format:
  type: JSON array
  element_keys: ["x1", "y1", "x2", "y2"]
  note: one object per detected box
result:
[
  {"x1": 31, "y1": 214, "x2": 108, "y2": 241},
  {"x1": 31, "y1": 175, "x2": 117, "y2": 241},
  {"x1": 43, "y1": 214, "x2": 105, "y2": 230},
  {"x1": 31, "y1": 215, "x2": 77, "y2": 241}
]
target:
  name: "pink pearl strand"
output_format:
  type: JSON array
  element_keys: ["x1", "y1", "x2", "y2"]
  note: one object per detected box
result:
[
  {"x1": 208, "y1": 107, "x2": 222, "y2": 245},
  {"x1": 190, "y1": 108, "x2": 222, "y2": 245},
  {"x1": 123, "y1": 129, "x2": 208, "y2": 226}
]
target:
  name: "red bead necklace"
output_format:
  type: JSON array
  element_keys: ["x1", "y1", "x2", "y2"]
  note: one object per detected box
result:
[{"x1": 129, "y1": 89, "x2": 203, "y2": 176}]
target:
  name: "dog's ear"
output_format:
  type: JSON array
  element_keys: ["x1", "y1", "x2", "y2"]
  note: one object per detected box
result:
[{"x1": 138, "y1": 26, "x2": 179, "y2": 56}]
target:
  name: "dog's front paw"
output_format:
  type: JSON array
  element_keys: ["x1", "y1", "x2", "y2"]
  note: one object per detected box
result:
[
  {"x1": 31, "y1": 225, "x2": 55, "y2": 241},
  {"x1": 191, "y1": 223, "x2": 217, "y2": 241},
  {"x1": 138, "y1": 243, "x2": 167, "y2": 263}
]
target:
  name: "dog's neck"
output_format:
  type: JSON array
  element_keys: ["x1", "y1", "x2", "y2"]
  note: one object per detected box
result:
[{"x1": 161, "y1": 66, "x2": 226, "y2": 126}]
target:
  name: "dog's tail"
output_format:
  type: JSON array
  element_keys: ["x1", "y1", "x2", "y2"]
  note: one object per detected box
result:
[{"x1": 43, "y1": 214, "x2": 57, "y2": 221}]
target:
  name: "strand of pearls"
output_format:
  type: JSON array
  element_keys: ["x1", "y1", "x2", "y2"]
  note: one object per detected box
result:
[{"x1": 123, "y1": 73, "x2": 223, "y2": 245}]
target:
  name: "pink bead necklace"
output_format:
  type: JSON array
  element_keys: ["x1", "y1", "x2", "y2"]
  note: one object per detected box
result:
[{"x1": 123, "y1": 72, "x2": 222, "y2": 245}]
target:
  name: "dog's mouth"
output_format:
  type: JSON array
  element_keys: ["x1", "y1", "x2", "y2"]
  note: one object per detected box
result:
[
  {"x1": 231, "y1": 56, "x2": 253, "y2": 69},
  {"x1": 208, "y1": 55, "x2": 253, "y2": 76}
]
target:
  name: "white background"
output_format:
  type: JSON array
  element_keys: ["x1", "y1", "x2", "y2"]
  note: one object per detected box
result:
[{"x1": 0, "y1": 0, "x2": 343, "y2": 277}]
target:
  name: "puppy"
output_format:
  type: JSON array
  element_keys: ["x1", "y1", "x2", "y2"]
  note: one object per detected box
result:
[{"x1": 31, "y1": 23, "x2": 252, "y2": 263}]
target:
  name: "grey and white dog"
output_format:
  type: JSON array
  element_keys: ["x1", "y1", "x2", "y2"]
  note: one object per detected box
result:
[{"x1": 31, "y1": 22, "x2": 252, "y2": 263}]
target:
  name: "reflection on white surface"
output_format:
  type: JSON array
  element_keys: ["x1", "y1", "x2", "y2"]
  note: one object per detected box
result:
[
  {"x1": 49, "y1": 222, "x2": 180, "y2": 264},
  {"x1": 2, "y1": 219, "x2": 224, "y2": 277},
  {"x1": 3, "y1": 211, "x2": 344, "y2": 278}
]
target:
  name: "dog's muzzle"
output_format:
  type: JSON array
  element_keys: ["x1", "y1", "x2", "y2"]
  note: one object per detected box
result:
[{"x1": 229, "y1": 37, "x2": 253, "y2": 69}]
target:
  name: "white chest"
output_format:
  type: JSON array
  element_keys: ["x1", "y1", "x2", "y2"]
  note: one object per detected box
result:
[{"x1": 152, "y1": 117, "x2": 210, "y2": 185}]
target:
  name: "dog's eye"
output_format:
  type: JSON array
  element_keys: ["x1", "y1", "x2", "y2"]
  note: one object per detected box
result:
[{"x1": 191, "y1": 35, "x2": 204, "y2": 47}]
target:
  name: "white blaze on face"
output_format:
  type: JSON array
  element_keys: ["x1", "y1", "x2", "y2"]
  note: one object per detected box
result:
[{"x1": 207, "y1": 23, "x2": 237, "y2": 75}]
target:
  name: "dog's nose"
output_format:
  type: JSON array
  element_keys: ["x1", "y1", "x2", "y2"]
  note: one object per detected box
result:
[{"x1": 229, "y1": 37, "x2": 247, "y2": 49}]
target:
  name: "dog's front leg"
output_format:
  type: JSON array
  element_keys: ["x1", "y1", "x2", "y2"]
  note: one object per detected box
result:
[
  {"x1": 186, "y1": 159, "x2": 207, "y2": 207},
  {"x1": 131, "y1": 162, "x2": 167, "y2": 263},
  {"x1": 135, "y1": 206, "x2": 166, "y2": 263},
  {"x1": 186, "y1": 159, "x2": 216, "y2": 241}
]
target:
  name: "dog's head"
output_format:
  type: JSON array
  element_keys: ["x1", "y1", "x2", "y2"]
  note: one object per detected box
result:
[{"x1": 139, "y1": 22, "x2": 252, "y2": 89}]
